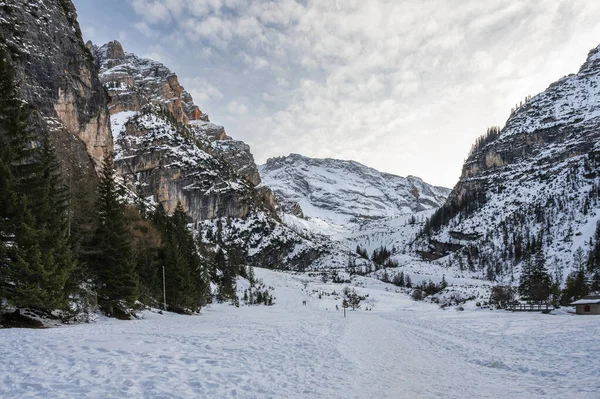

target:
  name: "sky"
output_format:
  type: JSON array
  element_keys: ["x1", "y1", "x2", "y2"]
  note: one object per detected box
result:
[{"x1": 72, "y1": 0, "x2": 600, "y2": 188}]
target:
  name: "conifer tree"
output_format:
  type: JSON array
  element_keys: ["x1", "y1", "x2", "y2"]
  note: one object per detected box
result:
[
  {"x1": 561, "y1": 270, "x2": 588, "y2": 305},
  {"x1": 90, "y1": 154, "x2": 137, "y2": 315},
  {"x1": 125, "y1": 205, "x2": 162, "y2": 304},
  {"x1": 215, "y1": 247, "x2": 236, "y2": 302},
  {"x1": 12, "y1": 133, "x2": 76, "y2": 310},
  {"x1": 156, "y1": 202, "x2": 209, "y2": 312},
  {"x1": 518, "y1": 258, "x2": 533, "y2": 300}
]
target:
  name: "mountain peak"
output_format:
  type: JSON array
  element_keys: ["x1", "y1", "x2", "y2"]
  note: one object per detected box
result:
[
  {"x1": 105, "y1": 40, "x2": 125, "y2": 60},
  {"x1": 95, "y1": 41, "x2": 208, "y2": 125}
]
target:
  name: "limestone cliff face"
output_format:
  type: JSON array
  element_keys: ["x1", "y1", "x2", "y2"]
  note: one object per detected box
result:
[
  {"x1": 0, "y1": 0, "x2": 112, "y2": 174},
  {"x1": 112, "y1": 108, "x2": 257, "y2": 221},
  {"x1": 95, "y1": 41, "x2": 266, "y2": 221},
  {"x1": 95, "y1": 41, "x2": 261, "y2": 190},
  {"x1": 95, "y1": 41, "x2": 207, "y2": 126}
]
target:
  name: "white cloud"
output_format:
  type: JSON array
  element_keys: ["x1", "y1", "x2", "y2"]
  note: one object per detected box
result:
[
  {"x1": 180, "y1": 77, "x2": 224, "y2": 105},
  {"x1": 134, "y1": 22, "x2": 159, "y2": 38},
  {"x1": 115, "y1": 0, "x2": 600, "y2": 187},
  {"x1": 227, "y1": 100, "x2": 249, "y2": 115}
]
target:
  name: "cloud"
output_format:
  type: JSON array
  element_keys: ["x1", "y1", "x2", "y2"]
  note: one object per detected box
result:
[
  {"x1": 134, "y1": 22, "x2": 159, "y2": 38},
  {"x1": 87, "y1": 0, "x2": 600, "y2": 187},
  {"x1": 226, "y1": 100, "x2": 249, "y2": 115},
  {"x1": 180, "y1": 77, "x2": 224, "y2": 105}
]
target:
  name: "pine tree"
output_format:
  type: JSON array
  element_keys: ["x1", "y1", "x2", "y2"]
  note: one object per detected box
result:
[
  {"x1": 14, "y1": 133, "x2": 76, "y2": 310},
  {"x1": 440, "y1": 275, "x2": 448, "y2": 290},
  {"x1": 521, "y1": 251, "x2": 552, "y2": 301},
  {"x1": 90, "y1": 154, "x2": 137, "y2": 315},
  {"x1": 561, "y1": 270, "x2": 588, "y2": 305},
  {"x1": 125, "y1": 205, "x2": 162, "y2": 304},
  {"x1": 155, "y1": 202, "x2": 209, "y2": 312},
  {"x1": 518, "y1": 258, "x2": 533, "y2": 300},
  {"x1": 169, "y1": 202, "x2": 209, "y2": 311},
  {"x1": 215, "y1": 248, "x2": 236, "y2": 302},
  {"x1": 0, "y1": 51, "x2": 75, "y2": 311}
]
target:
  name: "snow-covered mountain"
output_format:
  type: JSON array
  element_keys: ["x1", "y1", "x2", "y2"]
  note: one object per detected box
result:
[
  {"x1": 259, "y1": 154, "x2": 450, "y2": 230},
  {"x1": 417, "y1": 43, "x2": 600, "y2": 283}
]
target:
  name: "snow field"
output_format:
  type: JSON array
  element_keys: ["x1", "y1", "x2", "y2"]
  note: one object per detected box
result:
[{"x1": 1, "y1": 269, "x2": 599, "y2": 399}]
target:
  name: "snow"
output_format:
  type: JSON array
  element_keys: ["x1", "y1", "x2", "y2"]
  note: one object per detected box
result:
[
  {"x1": 2, "y1": 269, "x2": 599, "y2": 399},
  {"x1": 110, "y1": 111, "x2": 138, "y2": 141},
  {"x1": 571, "y1": 298, "x2": 600, "y2": 305}
]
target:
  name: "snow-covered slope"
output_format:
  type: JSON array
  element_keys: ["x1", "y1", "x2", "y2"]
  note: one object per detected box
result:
[
  {"x1": 2, "y1": 268, "x2": 598, "y2": 399},
  {"x1": 417, "y1": 43, "x2": 600, "y2": 283},
  {"x1": 260, "y1": 154, "x2": 450, "y2": 229}
]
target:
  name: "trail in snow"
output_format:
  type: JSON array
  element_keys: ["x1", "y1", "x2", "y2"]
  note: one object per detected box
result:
[{"x1": 1, "y1": 269, "x2": 599, "y2": 399}]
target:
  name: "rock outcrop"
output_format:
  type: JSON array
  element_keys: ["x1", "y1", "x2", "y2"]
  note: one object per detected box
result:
[
  {"x1": 0, "y1": 0, "x2": 112, "y2": 174},
  {"x1": 94, "y1": 41, "x2": 207, "y2": 125},
  {"x1": 111, "y1": 107, "x2": 257, "y2": 220}
]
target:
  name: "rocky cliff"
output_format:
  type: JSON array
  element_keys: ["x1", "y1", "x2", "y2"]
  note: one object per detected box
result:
[
  {"x1": 94, "y1": 41, "x2": 263, "y2": 219},
  {"x1": 418, "y1": 43, "x2": 600, "y2": 282},
  {"x1": 0, "y1": 0, "x2": 112, "y2": 176}
]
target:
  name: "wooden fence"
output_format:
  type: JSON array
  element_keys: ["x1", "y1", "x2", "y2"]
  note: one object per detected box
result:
[{"x1": 505, "y1": 302, "x2": 553, "y2": 312}]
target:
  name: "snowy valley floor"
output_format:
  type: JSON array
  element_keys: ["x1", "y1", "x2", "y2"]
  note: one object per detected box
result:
[{"x1": 1, "y1": 269, "x2": 599, "y2": 399}]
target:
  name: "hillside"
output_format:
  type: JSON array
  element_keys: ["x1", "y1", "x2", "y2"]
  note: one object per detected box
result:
[
  {"x1": 91, "y1": 40, "x2": 333, "y2": 270},
  {"x1": 417, "y1": 43, "x2": 600, "y2": 285}
]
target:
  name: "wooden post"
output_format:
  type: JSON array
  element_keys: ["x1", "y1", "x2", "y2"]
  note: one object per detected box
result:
[{"x1": 162, "y1": 265, "x2": 167, "y2": 311}]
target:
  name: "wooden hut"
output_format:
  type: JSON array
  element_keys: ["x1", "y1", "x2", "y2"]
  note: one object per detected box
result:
[{"x1": 571, "y1": 294, "x2": 600, "y2": 315}]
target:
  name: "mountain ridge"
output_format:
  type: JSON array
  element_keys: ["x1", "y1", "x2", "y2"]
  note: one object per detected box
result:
[{"x1": 259, "y1": 152, "x2": 450, "y2": 229}]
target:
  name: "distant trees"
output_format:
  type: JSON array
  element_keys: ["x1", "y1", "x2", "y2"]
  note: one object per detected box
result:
[
  {"x1": 355, "y1": 245, "x2": 369, "y2": 259},
  {"x1": 152, "y1": 202, "x2": 210, "y2": 312},
  {"x1": 468, "y1": 126, "x2": 502, "y2": 157},
  {"x1": 518, "y1": 251, "x2": 552, "y2": 302},
  {"x1": 424, "y1": 188, "x2": 487, "y2": 235},
  {"x1": 489, "y1": 286, "x2": 515, "y2": 308},
  {"x1": 354, "y1": 245, "x2": 399, "y2": 273}
]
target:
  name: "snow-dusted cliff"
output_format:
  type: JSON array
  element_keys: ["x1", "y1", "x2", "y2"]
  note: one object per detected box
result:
[
  {"x1": 419, "y1": 43, "x2": 600, "y2": 283},
  {"x1": 259, "y1": 153, "x2": 450, "y2": 228}
]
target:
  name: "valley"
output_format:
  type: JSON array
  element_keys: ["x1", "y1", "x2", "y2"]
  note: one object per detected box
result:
[{"x1": 1, "y1": 1, "x2": 600, "y2": 398}]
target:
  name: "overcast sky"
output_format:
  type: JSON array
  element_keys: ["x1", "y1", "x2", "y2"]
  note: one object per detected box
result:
[{"x1": 73, "y1": 0, "x2": 600, "y2": 188}]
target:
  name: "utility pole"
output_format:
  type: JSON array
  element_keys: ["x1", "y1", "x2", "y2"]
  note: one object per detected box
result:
[{"x1": 162, "y1": 265, "x2": 167, "y2": 311}]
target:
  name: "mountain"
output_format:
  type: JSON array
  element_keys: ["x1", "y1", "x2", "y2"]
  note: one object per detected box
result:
[
  {"x1": 259, "y1": 154, "x2": 450, "y2": 230},
  {"x1": 417, "y1": 43, "x2": 600, "y2": 283},
  {"x1": 0, "y1": 0, "x2": 111, "y2": 178},
  {"x1": 95, "y1": 40, "x2": 262, "y2": 220}
]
